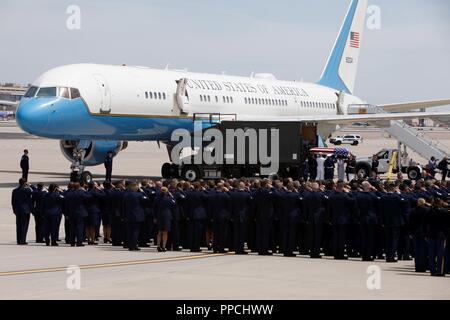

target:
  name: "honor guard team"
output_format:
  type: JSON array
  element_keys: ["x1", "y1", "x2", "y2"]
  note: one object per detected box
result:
[{"x1": 10, "y1": 152, "x2": 450, "y2": 277}]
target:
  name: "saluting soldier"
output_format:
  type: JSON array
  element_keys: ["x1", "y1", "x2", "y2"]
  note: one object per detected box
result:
[
  {"x1": 185, "y1": 182, "x2": 208, "y2": 252},
  {"x1": 86, "y1": 182, "x2": 106, "y2": 245},
  {"x1": 154, "y1": 186, "x2": 175, "y2": 252},
  {"x1": 123, "y1": 182, "x2": 148, "y2": 251},
  {"x1": 65, "y1": 182, "x2": 91, "y2": 247},
  {"x1": 254, "y1": 179, "x2": 274, "y2": 255},
  {"x1": 409, "y1": 198, "x2": 430, "y2": 272},
  {"x1": 354, "y1": 181, "x2": 379, "y2": 261},
  {"x1": 328, "y1": 181, "x2": 355, "y2": 259},
  {"x1": 303, "y1": 182, "x2": 327, "y2": 258},
  {"x1": 279, "y1": 181, "x2": 302, "y2": 257},
  {"x1": 230, "y1": 181, "x2": 252, "y2": 255},
  {"x1": 110, "y1": 181, "x2": 126, "y2": 246},
  {"x1": 41, "y1": 184, "x2": 65, "y2": 246},
  {"x1": 426, "y1": 199, "x2": 448, "y2": 276},
  {"x1": 31, "y1": 183, "x2": 46, "y2": 243},
  {"x1": 379, "y1": 183, "x2": 408, "y2": 262},
  {"x1": 11, "y1": 178, "x2": 33, "y2": 245},
  {"x1": 210, "y1": 183, "x2": 231, "y2": 253}
]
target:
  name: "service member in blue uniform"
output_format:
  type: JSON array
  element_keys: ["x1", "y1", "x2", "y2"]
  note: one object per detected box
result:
[
  {"x1": 185, "y1": 182, "x2": 208, "y2": 252},
  {"x1": 11, "y1": 178, "x2": 33, "y2": 245},
  {"x1": 279, "y1": 181, "x2": 302, "y2": 257},
  {"x1": 104, "y1": 150, "x2": 113, "y2": 182},
  {"x1": 210, "y1": 182, "x2": 231, "y2": 253},
  {"x1": 122, "y1": 182, "x2": 149, "y2": 251},
  {"x1": 139, "y1": 180, "x2": 157, "y2": 248},
  {"x1": 20, "y1": 149, "x2": 29, "y2": 181},
  {"x1": 230, "y1": 181, "x2": 252, "y2": 255},
  {"x1": 253, "y1": 179, "x2": 274, "y2": 255},
  {"x1": 31, "y1": 183, "x2": 46, "y2": 243},
  {"x1": 154, "y1": 186, "x2": 175, "y2": 252},
  {"x1": 100, "y1": 181, "x2": 113, "y2": 243},
  {"x1": 110, "y1": 181, "x2": 126, "y2": 246},
  {"x1": 355, "y1": 181, "x2": 379, "y2": 261},
  {"x1": 409, "y1": 198, "x2": 430, "y2": 272},
  {"x1": 65, "y1": 182, "x2": 91, "y2": 247},
  {"x1": 86, "y1": 182, "x2": 106, "y2": 245},
  {"x1": 41, "y1": 184, "x2": 65, "y2": 246},
  {"x1": 379, "y1": 183, "x2": 408, "y2": 262},
  {"x1": 303, "y1": 182, "x2": 327, "y2": 258},
  {"x1": 426, "y1": 198, "x2": 448, "y2": 276},
  {"x1": 328, "y1": 181, "x2": 356, "y2": 259},
  {"x1": 168, "y1": 181, "x2": 186, "y2": 251}
]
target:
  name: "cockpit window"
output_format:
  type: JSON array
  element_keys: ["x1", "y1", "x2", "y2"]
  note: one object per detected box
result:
[
  {"x1": 70, "y1": 88, "x2": 81, "y2": 99},
  {"x1": 36, "y1": 87, "x2": 57, "y2": 97},
  {"x1": 58, "y1": 87, "x2": 70, "y2": 99},
  {"x1": 24, "y1": 86, "x2": 39, "y2": 97}
]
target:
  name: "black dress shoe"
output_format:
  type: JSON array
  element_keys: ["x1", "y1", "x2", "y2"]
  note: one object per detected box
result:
[
  {"x1": 190, "y1": 249, "x2": 202, "y2": 253},
  {"x1": 310, "y1": 254, "x2": 322, "y2": 259},
  {"x1": 18, "y1": 242, "x2": 28, "y2": 245},
  {"x1": 46, "y1": 242, "x2": 50, "y2": 246},
  {"x1": 51, "y1": 243, "x2": 59, "y2": 246},
  {"x1": 162, "y1": 247, "x2": 167, "y2": 252},
  {"x1": 386, "y1": 259, "x2": 397, "y2": 263},
  {"x1": 236, "y1": 251, "x2": 248, "y2": 255},
  {"x1": 76, "y1": 244, "x2": 85, "y2": 247}
]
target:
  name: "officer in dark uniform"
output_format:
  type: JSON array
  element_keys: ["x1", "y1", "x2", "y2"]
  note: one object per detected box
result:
[
  {"x1": 62, "y1": 182, "x2": 74, "y2": 244},
  {"x1": 65, "y1": 182, "x2": 91, "y2": 246},
  {"x1": 186, "y1": 182, "x2": 207, "y2": 252},
  {"x1": 11, "y1": 178, "x2": 33, "y2": 245},
  {"x1": 210, "y1": 183, "x2": 231, "y2": 253},
  {"x1": 271, "y1": 180, "x2": 284, "y2": 253},
  {"x1": 253, "y1": 179, "x2": 274, "y2": 255},
  {"x1": 110, "y1": 181, "x2": 126, "y2": 246},
  {"x1": 154, "y1": 186, "x2": 176, "y2": 252},
  {"x1": 409, "y1": 198, "x2": 430, "y2": 272},
  {"x1": 32, "y1": 183, "x2": 46, "y2": 243},
  {"x1": 398, "y1": 183, "x2": 413, "y2": 260},
  {"x1": 328, "y1": 181, "x2": 355, "y2": 259},
  {"x1": 20, "y1": 149, "x2": 29, "y2": 181},
  {"x1": 354, "y1": 181, "x2": 379, "y2": 261},
  {"x1": 123, "y1": 182, "x2": 148, "y2": 251},
  {"x1": 308, "y1": 155, "x2": 318, "y2": 181},
  {"x1": 168, "y1": 181, "x2": 186, "y2": 251},
  {"x1": 41, "y1": 184, "x2": 65, "y2": 246},
  {"x1": 426, "y1": 198, "x2": 448, "y2": 276},
  {"x1": 101, "y1": 181, "x2": 113, "y2": 243},
  {"x1": 139, "y1": 180, "x2": 157, "y2": 248},
  {"x1": 379, "y1": 183, "x2": 407, "y2": 262},
  {"x1": 86, "y1": 182, "x2": 106, "y2": 245},
  {"x1": 302, "y1": 182, "x2": 326, "y2": 257},
  {"x1": 230, "y1": 181, "x2": 252, "y2": 255},
  {"x1": 104, "y1": 151, "x2": 113, "y2": 182},
  {"x1": 279, "y1": 181, "x2": 302, "y2": 257}
]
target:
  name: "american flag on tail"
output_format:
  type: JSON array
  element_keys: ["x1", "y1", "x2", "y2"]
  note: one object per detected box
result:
[{"x1": 349, "y1": 31, "x2": 360, "y2": 48}]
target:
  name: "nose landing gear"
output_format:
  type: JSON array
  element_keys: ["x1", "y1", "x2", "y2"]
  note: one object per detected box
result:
[{"x1": 69, "y1": 148, "x2": 93, "y2": 184}]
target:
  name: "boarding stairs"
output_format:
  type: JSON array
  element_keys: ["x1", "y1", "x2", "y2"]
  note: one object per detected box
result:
[{"x1": 348, "y1": 104, "x2": 448, "y2": 161}]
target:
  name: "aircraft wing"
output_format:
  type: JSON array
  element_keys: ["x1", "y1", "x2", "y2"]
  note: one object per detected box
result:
[
  {"x1": 379, "y1": 99, "x2": 450, "y2": 113},
  {"x1": 0, "y1": 100, "x2": 19, "y2": 106},
  {"x1": 272, "y1": 111, "x2": 450, "y2": 125}
]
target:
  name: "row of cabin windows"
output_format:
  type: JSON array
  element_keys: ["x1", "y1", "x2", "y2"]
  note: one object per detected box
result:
[
  {"x1": 301, "y1": 101, "x2": 336, "y2": 109},
  {"x1": 199, "y1": 95, "x2": 234, "y2": 104},
  {"x1": 144, "y1": 91, "x2": 166, "y2": 100},
  {"x1": 245, "y1": 97, "x2": 288, "y2": 107}
]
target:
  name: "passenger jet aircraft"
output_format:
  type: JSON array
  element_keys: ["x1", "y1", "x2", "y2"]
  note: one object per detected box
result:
[{"x1": 16, "y1": 0, "x2": 450, "y2": 181}]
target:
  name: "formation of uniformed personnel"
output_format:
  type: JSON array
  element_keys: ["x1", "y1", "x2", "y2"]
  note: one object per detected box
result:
[
  {"x1": 10, "y1": 175, "x2": 450, "y2": 277},
  {"x1": 20, "y1": 149, "x2": 29, "y2": 181}
]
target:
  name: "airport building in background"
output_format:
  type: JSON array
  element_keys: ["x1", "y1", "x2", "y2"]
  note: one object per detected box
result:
[{"x1": 0, "y1": 83, "x2": 28, "y2": 112}]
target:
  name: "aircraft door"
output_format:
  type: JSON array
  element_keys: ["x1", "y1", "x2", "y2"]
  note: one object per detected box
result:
[
  {"x1": 175, "y1": 78, "x2": 191, "y2": 115},
  {"x1": 93, "y1": 74, "x2": 111, "y2": 114}
]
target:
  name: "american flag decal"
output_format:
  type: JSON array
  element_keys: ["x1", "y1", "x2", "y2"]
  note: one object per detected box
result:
[{"x1": 350, "y1": 31, "x2": 359, "y2": 48}]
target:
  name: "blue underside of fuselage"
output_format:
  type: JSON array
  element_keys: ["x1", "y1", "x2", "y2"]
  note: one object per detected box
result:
[{"x1": 16, "y1": 97, "x2": 203, "y2": 141}]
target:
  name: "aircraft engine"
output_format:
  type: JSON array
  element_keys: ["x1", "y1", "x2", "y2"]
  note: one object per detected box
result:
[{"x1": 60, "y1": 140, "x2": 128, "y2": 166}]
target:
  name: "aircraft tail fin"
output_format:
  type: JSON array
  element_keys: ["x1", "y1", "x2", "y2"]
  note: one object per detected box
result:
[{"x1": 317, "y1": 0, "x2": 368, "y2": 94}]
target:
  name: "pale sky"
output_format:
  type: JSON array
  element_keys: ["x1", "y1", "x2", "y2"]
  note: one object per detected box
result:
[{"x1": 0, "y1": 0, "x2": 449, "y2": 107}]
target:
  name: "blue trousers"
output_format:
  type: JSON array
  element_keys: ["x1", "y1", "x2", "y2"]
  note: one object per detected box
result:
[{"x1": 428, "y1": 236, "x2": 445, "y2": 276}]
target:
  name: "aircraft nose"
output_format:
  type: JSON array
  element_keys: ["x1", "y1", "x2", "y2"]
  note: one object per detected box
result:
[{"x1": 16, "y1": 98, "x2": 52, "y2": 135}]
